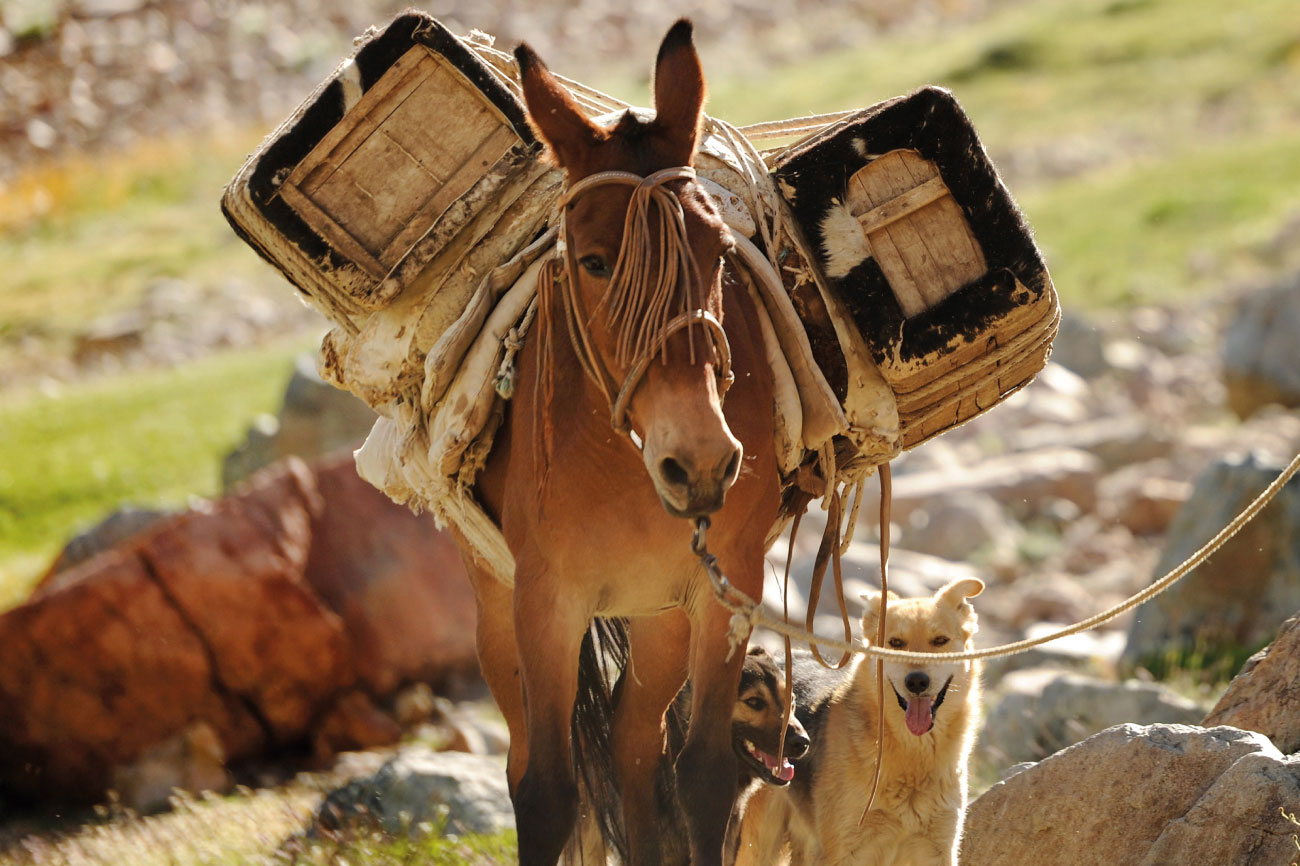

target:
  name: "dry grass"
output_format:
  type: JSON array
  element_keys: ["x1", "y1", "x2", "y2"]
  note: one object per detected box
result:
[{"x1": 0, "y1": 785, "x2": 518, "y2": 866}]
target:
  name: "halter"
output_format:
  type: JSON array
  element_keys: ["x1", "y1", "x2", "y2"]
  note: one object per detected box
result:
[{"x1": 553, "y1": 165, "x2": 735, "y2": 438}]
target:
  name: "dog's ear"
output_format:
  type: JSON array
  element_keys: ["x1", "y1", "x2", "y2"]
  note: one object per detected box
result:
[
  {"x1": 937, "y1": 578, "x2": 984, "y2": 642},
  {"x1": 747, "y1": 645, "x2": 772, "y2": 659},
  {"x1": 858, "y1": 590, "x2": 899, "y2": 640},
  {"x1": 936, "y1": 578, "x2": 984, "y2": 608}
]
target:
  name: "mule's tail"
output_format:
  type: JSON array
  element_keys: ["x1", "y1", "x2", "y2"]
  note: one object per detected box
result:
[{"x1": 568, "y1": 616, "x2": 630, "y2": 864}]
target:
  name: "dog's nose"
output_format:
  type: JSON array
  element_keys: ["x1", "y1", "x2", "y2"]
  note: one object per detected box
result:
[
  {"x1": 784, "y1": 726, "x2": 811, "y2": 759},
  {"x1": 904, "y1": 671, "x2": 930, "y2": 694}
]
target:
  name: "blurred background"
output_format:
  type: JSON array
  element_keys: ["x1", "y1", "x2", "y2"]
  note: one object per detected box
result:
[{"x1": 2, "y1": 0, "x2": 1300, "y2": 862}]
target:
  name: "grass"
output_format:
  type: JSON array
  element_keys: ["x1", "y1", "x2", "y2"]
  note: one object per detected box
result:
[
  {"x1": 0, "y1": 339, "x2": 309, "y2": 609},
  {"x1": 706, "y1": 0, "x2": 1300, "y2": 307}
]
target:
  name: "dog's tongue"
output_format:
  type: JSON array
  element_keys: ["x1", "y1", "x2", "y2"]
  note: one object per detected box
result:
[
  {"x1": 760, "y1": 750, "x2": 796, "y2": 782},
  {"x1": 905, "y1": 696, "x2": 934, "y2": 736}
]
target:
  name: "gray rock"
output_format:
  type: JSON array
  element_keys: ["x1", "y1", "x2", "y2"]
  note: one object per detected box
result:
[
  {"x1": 1223, "y1": 276, "x2": 1300, "y2": 418},
  {"x1": 1048, "y1": 310, "x2": 1108, "y2": 379},
  {"x1": 223, "y1": 355, "x2": 376, "y2": 487},
  {"x1": 1121, "y1": 451, "x2": 1300, "y2": 674},
  {"x1": 888, "y1": 447, "x2": 1102, "y2": 523},
  {"x1": 964, "y1": 725, "x2": 1300, "y2": 866},
  {"x1": 979, "y1": 670, "x2": 1204, "y2": 768},
  {"x1": 902, "y1": 491, "x2": 1021, "y2": 563},
  {"x1": 315, "y1": 747, "x2": 513, "y2": 837}
]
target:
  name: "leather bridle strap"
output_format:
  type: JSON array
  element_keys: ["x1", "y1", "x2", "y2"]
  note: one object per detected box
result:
[{"x1": 555, "y1": 165, "x2": 734, "y2": 442}]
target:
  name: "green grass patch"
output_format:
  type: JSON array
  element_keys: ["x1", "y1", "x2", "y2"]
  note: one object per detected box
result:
[
  {"x1": 0, "y1": 129, "x2": 273, "y2": 345},
  {"x1": 1021, "y1": 129, "x2": 1300, "y2": 306},
  {"x1": 0, "y1": 341, "x2": 308, "y2": 610}
]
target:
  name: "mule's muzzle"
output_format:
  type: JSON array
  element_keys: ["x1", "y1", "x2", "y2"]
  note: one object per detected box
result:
[{"x1": 653, "y1": 444, "x2": 742, "y2": 517}]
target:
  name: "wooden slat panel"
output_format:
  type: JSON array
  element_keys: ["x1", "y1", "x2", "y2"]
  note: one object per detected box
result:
[
  {"x1": 310, "y1": 130, "x2": 443, "y2": 253},
  {"x1": 890, "y1": 151, "x2": 986, "y2": 297},
  {"x1": 291, "y1": 47, "x2": 432, "y2": 195},
  {"x1": 846, "y1": 149, "x2": 988, "y2": 318},
  {"x1": 381, "y1": 123, "x2": 518, "y2": 266},
  {"x1": 278, "y1": 182, "x2": 387, "y2": 279},
  {"x1": 851, "y1": 151, "x2": 949, "y2": 310}
]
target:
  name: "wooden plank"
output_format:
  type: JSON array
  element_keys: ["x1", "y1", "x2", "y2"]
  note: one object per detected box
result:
[
  {"x1": 278, "y1": 182, "x2": 387, "y2": 280},
  {"x1": 289, "y1": 47, "x2": 432, "y2": 196},
  {"x1": 311, "y1": 130, "x2": 443, "y2": 253},
  {"x1": 851, "y1": 151, "x2": 949, "y2": 310},
  {"x1": 382, "y1": 123, "x2": 518, "y2": 266},
  {"x1": 853, "y1": 176, "x2": 949, "y2": 235},
  {"x1": 889, "y1": 151, "x2": 985, "y2": 300},
  {"x1": 846, "y1": 150, "x2": 989, "y2": 317}
]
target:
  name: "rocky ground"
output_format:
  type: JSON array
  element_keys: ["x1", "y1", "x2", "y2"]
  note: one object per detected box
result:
[
  {"x1": 4, "y1": 273, "x2": 1299, "y2": 863},
  {"x1": 0, "y1": 0, "x2": 1005, "y2": 182}
]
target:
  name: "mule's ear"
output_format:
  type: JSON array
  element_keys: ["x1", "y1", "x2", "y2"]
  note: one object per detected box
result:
[
  {"x1": 515, "y1": 42, "x2": 605, "y2": 170},
  {"x1": 936, "y1": 578, "x2": 985, "y2": 608},
  {"x1": 651, "y1": 19, "x2": 706, "y2": 163}
]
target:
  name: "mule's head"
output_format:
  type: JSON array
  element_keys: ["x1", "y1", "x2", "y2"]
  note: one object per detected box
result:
[{"x1": 516, "y1": 20, "x2": 742, "y2": 517}]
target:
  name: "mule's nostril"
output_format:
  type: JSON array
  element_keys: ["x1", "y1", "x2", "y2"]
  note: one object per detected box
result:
[
  {"x1": 660, "y1": 456, "x2": 691, "y2": 489},
  {"x1": 723, "y1": 449, "x2": 740, "y2": 482},
  {"x1": 905, "y1": 672, "x2": 930, "y2": 694}
]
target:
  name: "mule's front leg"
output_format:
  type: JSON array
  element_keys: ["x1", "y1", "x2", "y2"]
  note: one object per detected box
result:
[
  {"x1": 611, "y1": 612, "x2": 691, "y2": 866},
  {"x1": 675, "y1": 601, "x2": 750, "y2": 866},
  {"x1": 511, "y1": 569, "x2": 589, "y2": 866}
]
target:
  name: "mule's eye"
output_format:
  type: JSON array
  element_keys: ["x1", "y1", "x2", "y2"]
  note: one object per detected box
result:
[
  {"x1": 579, "y1": 255, "x2": 611, "y2": 277},
  {"x1": 888, "y1": 637, "x2": 906, "y2": 649},
  {"x1": 932, "y1": 635, "x2": 950, "y2": 647},
  {"x1": 744, "y1": 697, "x2": 766, "y2": 711}
]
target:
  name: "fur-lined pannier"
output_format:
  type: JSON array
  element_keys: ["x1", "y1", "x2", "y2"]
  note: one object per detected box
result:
[
  {"x1": 773, "y1": 87, "x2": 1059, "y2": 449},
  {"x1": 222, "y1": 14, "x2": 561, "y2": 407}
]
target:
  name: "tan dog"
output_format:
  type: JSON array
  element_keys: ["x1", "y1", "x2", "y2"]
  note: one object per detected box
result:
[{"x1": 735, "y1": 578, "x2": 984, "y2": 866}]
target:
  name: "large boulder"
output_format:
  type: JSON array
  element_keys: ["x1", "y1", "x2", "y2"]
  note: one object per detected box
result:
[
  {"x1": 303, "y1": 455, "x2": 480, "y2": 696},
  {"x1": 0, "y1": 461, "x2": 327, "y2": 803},
  {"x1": 1203, "y1": 610, "x2": 1300, "y2": 754},
  {"x1": 0, "y1": 456, "x2": 480, "y2": 805},
  {"x1": 1121, "y1": 452, "x2": 1300, "y2": 673},
  {"x1": 963, "y1": 724, "x2": 1300, "y2": 866},
  {"x1": 1222, "y1": 276, "x2": 1300, "y2": 418}
]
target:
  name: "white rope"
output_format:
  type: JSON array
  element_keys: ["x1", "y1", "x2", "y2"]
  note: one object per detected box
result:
[{"x1": 709, "y1": 450, "x2": 1300, "y2": 664}]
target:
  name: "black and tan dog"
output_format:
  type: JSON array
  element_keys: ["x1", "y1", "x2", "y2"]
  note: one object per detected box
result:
[
  {"x1": 573, "y1": 645, "x2": 810, "y2": 865},
  {"x1": 736, "y1": 579, "x2": 984, "y2": 866},
  {"x1": 659, "y1": 645, "x2": 811, "y2": 866}
]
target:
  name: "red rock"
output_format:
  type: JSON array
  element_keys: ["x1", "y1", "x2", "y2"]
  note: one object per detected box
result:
[
  {"x1": 1203, "y1": 610, "x2": 1300, "y2": 754},
  {"x1": 139, "y1": 459, "x2": 353, "y2": 741},
  {"x1": 0, "y1": 548, "x2": 263, "y2": 802},
  {"x1": 311, "y1": 690, "x2": 402, "y2": 761},
  {"x1": 303, "y1": 455, "x2": 479, "y2": 696}
]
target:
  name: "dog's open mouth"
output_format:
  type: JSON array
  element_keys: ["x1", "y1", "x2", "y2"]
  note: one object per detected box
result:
[
  {"x1": 739, "y1": 739, "x2": 796, "y2": 785},
  {"x1": 892, "y1": 676, "x2": 953, "y2": 736}
]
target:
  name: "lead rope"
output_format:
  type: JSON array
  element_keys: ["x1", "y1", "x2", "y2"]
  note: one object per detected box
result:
[{"x1": 860, "y1": 463, "x2": 891, "y2": 828}]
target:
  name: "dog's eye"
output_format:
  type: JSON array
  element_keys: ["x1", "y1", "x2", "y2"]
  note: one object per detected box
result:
[
  {"x1": 578, "y1": 254, "x2": 611, "y2": 277},
  {"x1": 932, "y1": 635, "x2": 950, "y2": 647},
  {"x1": 744, "y1": 697, "x2": 766, "y2": 711},
  {"x1": 888, "y1": 637, "x2": 906, "y2": 649}
]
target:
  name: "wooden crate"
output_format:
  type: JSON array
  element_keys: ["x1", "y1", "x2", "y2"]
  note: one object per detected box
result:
[
  {"x1": 278, "y1": 46, "x2": 521, "y2": 288},
  {"x1": 773, "y1": 86, "x2": 1059, "y2": 450},
  {"x1": 222, "y1": 13, "x2": 545, "y2": 322}
]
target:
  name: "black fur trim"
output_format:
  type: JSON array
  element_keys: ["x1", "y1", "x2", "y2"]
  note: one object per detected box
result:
[{"x1": 773, "y1": 86, "x2": 1050, "y2": 369}]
